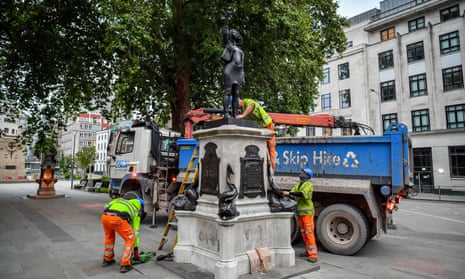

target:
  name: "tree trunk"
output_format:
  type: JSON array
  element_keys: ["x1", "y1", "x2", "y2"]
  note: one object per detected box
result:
[{"x1": 171, "y1": 69, "x2": 190, "y2": 132}]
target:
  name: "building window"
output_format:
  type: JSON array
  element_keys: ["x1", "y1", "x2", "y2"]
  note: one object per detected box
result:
[
  {"x1": 409, "y1": 73, "x2": 427, "y2": 97},
  {"x1": 407, "y1": 41, "x2": 424, "y2": 62},
  {"x1": 321, "y1": 68, "x2": 330, "y2": 84},
  {"x1": 440, "y1": 5, "x2": 460, "y2": 22},
  {"x1": 442, "y1": 66, "x2": 464, "y2": 91},
  {"x1": 449, "y1": 146, "x2": 465, "y2": 177},
  {"x1": 321, "y1": 93, "x2": 331, "y2": 111},
  {"x1": 408, "y1": 17, "x2": 425, "y2": 32},
  {"x1": 378, "y1": 50, "x2": 394, "y2": 69},
  {"x1": 323, "y1": 128, "x2": 333, "y2": 136},
  {"x1": 412, "y1": 109, "x2": 430, "y2": 132},
  {"x1": 338, "y1": 63, "x2": 350, "y2": 80},
  {"x1": 346, "y1": 41, "x2": 353, "y2": 48},
  {"x1": 339, "y1": 89, "x2": 351, "y2": 109},
  {"x1": 440, "y1": 31, "x2": 460, "y2": 54},
  {"x1": 380, "y1": 80, "x2": 396, "y2": 102},
  {"x1": 446, "y1": 104, "x2": 465, "y2": 129},
  {"x1": 306, "y1": 127, "x2": 315, "y2": 136},
  {"x1": 380, "y1": 27, "x2": 395, "y2": 41},
  {"x1": 382, "y1": 113, "x2": 398, "y2": 131}
]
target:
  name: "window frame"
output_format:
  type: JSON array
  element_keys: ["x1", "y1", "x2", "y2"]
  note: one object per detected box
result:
[
  {"x1": 440, "y1": 5, "x2": 460, "y2": 22},
  {"x1": 339, "y1": 89, "x2": 351, "y2": 109},
  {"x1": 446, "y1": 104, "x2": 465, "y2": 129},
  {"x1": 408, "y1": 16, "x2": 425, "y2": 32},
  {"x1": 115, "y1": 131, "x2": 135, "y2": 155},
  {"x1": 442, "y1": 66, "x2": 464, "y2": 91},
  {"x1": 380, "y1": 80, "x2": 396, "y2": 102},
  {"x1": 439, "y1": 31, "x2": 460, "y2": 55},
  {"x1": 321, "y1": 93, "x2": 331, "y2": 111},
  {"x1": 338, "y1": 63, "x2": 350, "y2": 80},
  {"x1": 449, "y1": 146, "x2": 465, "y2": 177},
  {"x1": 409, "y1": 73, "x2": 427, "y2": 97},
  {"x1": 380, "y1": 27, "x2": 395, "y2": 41},
  {"x1": 382, "y1": 113, "x2": 398, "y2": 132},
  {"x1": 378, "y1": 50, "x2": 394, "y2": 69},
  {"x1": 406, "y1": 41, "x2": 425, "y2": 63},
  {"x1": 411, "y1": 109, "x2": 430, "y2": 132},
  {"x1": 321, "y1": 67, "x2": 330, "y2": 84}
]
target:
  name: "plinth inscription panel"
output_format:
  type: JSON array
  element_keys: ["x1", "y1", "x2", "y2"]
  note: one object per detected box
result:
[
  {"x1": 200, "y1": 142, "x2": 220, "y2": 196},
  {"x1": 240, "y1": 145, "x2": 265, "y2": 198}
]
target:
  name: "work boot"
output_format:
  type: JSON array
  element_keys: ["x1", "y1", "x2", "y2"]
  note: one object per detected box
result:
[
  {"x1": 299, "y1": 252, "x2": 308, "y2": 257},
  {"x1": 120, "y1": 265, "x2": 133, "y2": 273},
  {"x1": 101, "y1": 259, "x2": 115, "y2": 267},
  {"x1": 307, "y1": 258, "x2": 318, "y2": 263}
]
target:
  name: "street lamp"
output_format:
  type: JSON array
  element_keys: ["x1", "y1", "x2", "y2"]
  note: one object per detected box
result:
[
  {"x1": 370, "y1": 89, "x2": 383, "y2": 134},
  {"x1": 70, "y1": 131, "x2": 79, "y2": 189}
]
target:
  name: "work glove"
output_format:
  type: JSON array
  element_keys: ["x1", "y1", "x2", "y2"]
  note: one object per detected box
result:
[{"x1": 133, "y1": 247, "x2": 140, "y2": 261}]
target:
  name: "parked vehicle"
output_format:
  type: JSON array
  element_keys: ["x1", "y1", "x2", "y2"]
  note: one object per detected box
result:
[{"x1": 108, "y1": 111, "x2": 411, "y2": 255}]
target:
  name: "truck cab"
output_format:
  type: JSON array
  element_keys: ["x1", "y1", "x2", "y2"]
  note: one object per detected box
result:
[{"x1": 108, "y1": 120, "x2": 181, "y2": 215}]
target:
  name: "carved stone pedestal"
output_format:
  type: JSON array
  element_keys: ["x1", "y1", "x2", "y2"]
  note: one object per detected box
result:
[
  {"x1": 174, "y1": 124, "x2": 295, "y2": 279},
  {"x1": 27, "y1": 168, "x2": 65, "y2": 199}
]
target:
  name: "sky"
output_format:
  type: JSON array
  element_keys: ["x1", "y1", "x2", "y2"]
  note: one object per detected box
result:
[{"x1": 337, "y1": 0, "x2": 380, "y2": 18}]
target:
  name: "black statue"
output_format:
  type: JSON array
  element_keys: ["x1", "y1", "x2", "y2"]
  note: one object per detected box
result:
[
  {"x1": 219, "y1": 165, "x2": 240, "y2": 220},
  {"x1": 221, "y1": 7, "x2": 244, "y2": 118}
]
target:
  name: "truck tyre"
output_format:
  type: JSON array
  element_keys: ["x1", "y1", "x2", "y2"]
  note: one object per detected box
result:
[
  {"x1": 316, "y1": 204, "x2": 368, "y2": 256},
  {"x1": 291, "y1": 213, "x2": 299, "y2": 243}
]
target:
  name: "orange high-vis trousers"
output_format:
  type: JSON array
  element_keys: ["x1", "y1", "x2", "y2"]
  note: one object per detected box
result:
[
  {"x1": 298, "y1": 215, "x2": 318, "y2": 260},
  {"x1": 265, "y1": 122, "x2": 277, "y2": 170},
  {"x1": 101, "y1": 214, "x2": 135, "y2": 266}
]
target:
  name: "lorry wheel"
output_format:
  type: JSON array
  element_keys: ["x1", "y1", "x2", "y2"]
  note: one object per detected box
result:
[
  {"x1": 316, "y1": 204, "x2": 368, "y2": 256},
  {"x1": 291, "y1": 214, "x2": 299, "y2": 243}
]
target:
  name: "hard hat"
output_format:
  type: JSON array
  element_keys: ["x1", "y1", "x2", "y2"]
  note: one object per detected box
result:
[
  {"x1": 301, "y1": 168, "x2": 313, "y2": 178},
  {"x1": 136, "y1": 197, "x2": 145, "y2": 207}
]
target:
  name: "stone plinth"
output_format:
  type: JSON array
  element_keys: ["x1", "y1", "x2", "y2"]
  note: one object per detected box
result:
[
  {"x1": 27, "y1": 168, "x2": 65, "y2": 199},
  {"x1": 174, "y1": 124, "x2": 295, "y2": 279}
]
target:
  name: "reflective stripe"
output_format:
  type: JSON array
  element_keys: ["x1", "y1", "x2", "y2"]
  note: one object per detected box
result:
[
  {"x1": 123, "y1": 246, "x2": 132, "y2": 251},
  {"x1": 104, "y1": 251, "x2": 114, "y2": 255},
  {"x1": 117, "y1": 199, "x2": 137, "y2": 218},
  {"x1": 122, "y1": 254, "x2": 131, "y2": 258},
  {"x1": 105, "y1": 245, "x2": 114, "y2": 249},
  {"x1": 297, "y1": 207, "x2": 314, "y2": 211}
]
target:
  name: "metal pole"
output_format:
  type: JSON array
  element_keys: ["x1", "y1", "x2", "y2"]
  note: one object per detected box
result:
[
  {"x1": 370, "y1": 89, "x2": 382, "y2": 134},
  {"x1": 70, "y1": 131, "x2": 78, "y2": 189}
]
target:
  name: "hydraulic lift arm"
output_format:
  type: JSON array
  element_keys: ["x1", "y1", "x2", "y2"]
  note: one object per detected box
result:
[{"x1": 183, "y1": 109, "x2": 374, "y2": 138}]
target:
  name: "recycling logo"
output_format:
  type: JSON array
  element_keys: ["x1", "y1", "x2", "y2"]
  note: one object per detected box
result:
[{"x1": 343, "y1": 151, "x2": 359, "y2": 168}]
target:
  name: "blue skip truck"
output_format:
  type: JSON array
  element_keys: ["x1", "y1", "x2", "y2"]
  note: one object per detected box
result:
[
  {"x1": 108, "y1": 118, "x2": 410, "y2": 256},
  {"x1": 175, "y1": 123, "x2": 410, "y2": 255}
]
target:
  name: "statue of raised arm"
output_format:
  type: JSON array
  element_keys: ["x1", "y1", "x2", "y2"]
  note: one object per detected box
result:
[{"x1": 221, "y1": 7, "x2": 244, "y2": 118}]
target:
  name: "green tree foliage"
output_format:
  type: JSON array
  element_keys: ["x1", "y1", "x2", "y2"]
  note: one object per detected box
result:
[
  {"x1": 59, "y1": 153, "x2": 72, "y2": 175},
  {"x1": 75, "y1": 146, "x2": 96, "y2": 177},
  {"x1": 1, "y1": 0, "x2": 348, "y2": 147}
]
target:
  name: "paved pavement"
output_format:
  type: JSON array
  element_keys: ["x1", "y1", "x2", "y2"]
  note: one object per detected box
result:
[{"x1": 0, "y1": 181, "x2": 318, "y2": 279}]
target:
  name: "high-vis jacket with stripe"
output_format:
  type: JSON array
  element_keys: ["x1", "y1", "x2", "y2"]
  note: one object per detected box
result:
[
  {"x1": 242, "y1": 98, "x2": 273, "y2": 127},
  {"x1": 290, "y1": 180, "x2": 315, "y2": 216},
  {"x1": 104, "y1": 198, "x2": 141, "y2": 247}
]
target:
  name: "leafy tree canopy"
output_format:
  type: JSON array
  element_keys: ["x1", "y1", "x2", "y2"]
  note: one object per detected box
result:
[
  {"x1": 1, "y1": 0, "x2": 348, "y2": 151},
  {"x1": 75, "y1": 146, "x2": 96, "y2": 176}
]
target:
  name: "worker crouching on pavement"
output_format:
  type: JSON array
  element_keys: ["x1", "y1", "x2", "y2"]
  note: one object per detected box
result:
[
  {"x1": 282, "y1": 168, "x2": 318, "y2": 263},
  {"x1": 101, "y1": 194, "x2": 144, "y2": 273}
]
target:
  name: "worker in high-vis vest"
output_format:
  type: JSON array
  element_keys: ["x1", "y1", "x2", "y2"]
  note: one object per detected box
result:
[
  {"x1": 101, "y1": 196, "x2": 143, "y2": 273},
  {"x1": 282, "y1": 168, "x2": 318, "y2": 263},
  {"x1": 236, "y1": 98, "x2": 277, "y2": 170}
]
